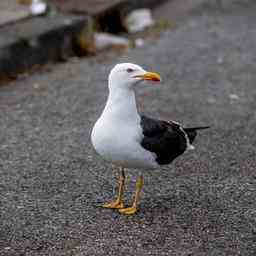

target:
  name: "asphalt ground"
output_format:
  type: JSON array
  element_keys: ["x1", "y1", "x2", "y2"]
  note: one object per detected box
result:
[{"x1": 1, "y1": 1, "x2": 256, "y2": 255}]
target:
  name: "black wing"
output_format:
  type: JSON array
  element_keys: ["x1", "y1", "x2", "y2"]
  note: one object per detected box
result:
[{"x1": 140, "y1": 115, "x2": 188, "y2": 165}]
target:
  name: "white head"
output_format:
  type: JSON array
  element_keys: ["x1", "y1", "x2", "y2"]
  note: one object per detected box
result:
[{"x1": 108, "y1": 63, "x2": 161, "y2": 91}]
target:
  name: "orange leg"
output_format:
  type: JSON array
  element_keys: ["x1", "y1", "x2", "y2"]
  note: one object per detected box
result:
[
  {"x1": 119, "y1": 175, "x2": 144, "y2": 215},
  {"x1": 102, "y1": 167, "x2": 125, "y2": 209}
]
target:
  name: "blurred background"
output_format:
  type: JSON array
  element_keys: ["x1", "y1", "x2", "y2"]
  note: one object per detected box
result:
[{"x1": 0, "y1": 0, "x2": 233, "y2": 81}]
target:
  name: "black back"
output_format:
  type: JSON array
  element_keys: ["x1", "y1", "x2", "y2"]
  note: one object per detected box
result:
[{"x1": 140, "y1": 115, "x2": 188, "y2": 165}]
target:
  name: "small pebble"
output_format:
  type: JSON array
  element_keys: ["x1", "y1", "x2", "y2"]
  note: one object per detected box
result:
[
  {"x1": 229, "y1": 94, "x2": 239, "y2": 100},
  {"x1": 33, "y1": 83, "x2": 40, "y2": 89},
  {"x1": 207, "y1": 96, "x2": 216, "y2": 104}
]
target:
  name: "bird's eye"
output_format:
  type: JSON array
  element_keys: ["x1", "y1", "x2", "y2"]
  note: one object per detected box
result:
[{"x1": 126, "y1": 68, "x2": 134, "y2": 73}]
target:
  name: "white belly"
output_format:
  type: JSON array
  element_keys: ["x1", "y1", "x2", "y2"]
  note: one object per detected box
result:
[{"x1": 91, "y1": 118, "x2": 158, "y2": 169}]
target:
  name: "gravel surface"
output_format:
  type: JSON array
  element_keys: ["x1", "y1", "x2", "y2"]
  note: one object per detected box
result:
[{"x1": 1, "y1": 1, "x2": 256, "y2": 255}]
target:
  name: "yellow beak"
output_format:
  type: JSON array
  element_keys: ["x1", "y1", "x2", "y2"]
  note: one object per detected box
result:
[{"x1": 134, "y1": 72, "x2": 161, "y2": 82}]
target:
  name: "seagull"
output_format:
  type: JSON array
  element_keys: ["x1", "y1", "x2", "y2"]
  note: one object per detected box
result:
[{"x1": 91, "y1": 63, "x2": 209, "y2": 215}]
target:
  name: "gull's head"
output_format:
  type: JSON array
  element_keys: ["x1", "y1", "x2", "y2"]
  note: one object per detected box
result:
[{"x1": 108, "y1": 63, "x2": 161, "y2": 90}]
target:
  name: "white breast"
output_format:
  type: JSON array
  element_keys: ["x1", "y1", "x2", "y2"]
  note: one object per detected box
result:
[
  {"x1": 91, "y1": 115, "x2": 158, "y2": 169},
  {"x1": 91, "y1": 81, "x2": 158, "y2": 169}
]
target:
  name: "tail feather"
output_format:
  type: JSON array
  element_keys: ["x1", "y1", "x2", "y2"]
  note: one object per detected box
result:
[
  {"x1": 183, "y1": 126, "x2": 210, "y2": 144},
  {"x1": 184, "y1": 126, "x2": 210, "y2": 132}
]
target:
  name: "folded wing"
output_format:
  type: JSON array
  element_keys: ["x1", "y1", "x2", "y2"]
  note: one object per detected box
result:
[{"x1": 140, "y1": 115, "x2": 188, "y2": 165}]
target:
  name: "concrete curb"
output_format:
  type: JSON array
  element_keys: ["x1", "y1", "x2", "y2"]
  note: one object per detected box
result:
[
  {"x1": 0, "y1": 0, "x2": 168, "y2": 81},
  {"x1": 0, "y1": 15, "x2": 89, "y2": 80}
]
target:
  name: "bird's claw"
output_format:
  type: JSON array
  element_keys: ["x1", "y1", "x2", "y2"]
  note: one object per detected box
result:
[
  {"x1": 118, "y1": 206, "x2": 138, "y2": 215},
  {"x1": 102, "y1": 200, "x2": 124, "y2": 209}
]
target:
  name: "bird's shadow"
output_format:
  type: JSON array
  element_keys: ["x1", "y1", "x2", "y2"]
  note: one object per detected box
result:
[{"x1": 94, "y1": 194, "x2": 177, "y2": 220}]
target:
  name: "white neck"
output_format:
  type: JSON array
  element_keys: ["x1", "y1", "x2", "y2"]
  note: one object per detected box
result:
[{"x1": 102, "y1": 86, "x2": 139, "y2": 123}]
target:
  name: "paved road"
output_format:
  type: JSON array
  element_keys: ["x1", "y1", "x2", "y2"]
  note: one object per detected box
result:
[{"x1": 1, "y1": 1, "x2": 256, "y2": 255}]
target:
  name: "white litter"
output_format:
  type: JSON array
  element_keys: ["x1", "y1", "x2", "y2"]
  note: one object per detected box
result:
[
  {"x1": 124, "y1": 9, "x2": 154, "y2": 33},
  {"x1": 135, "y1": 38, "x2": 145, "y2": 48},
  {"x1": 30, "y1": 0, "x2": 47, "y2": 16},
  {"x1": 94, "y1": 33, "x2": 129, "y2": 51}
]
